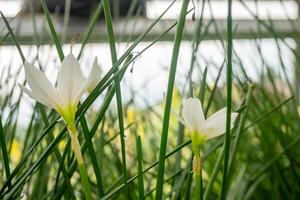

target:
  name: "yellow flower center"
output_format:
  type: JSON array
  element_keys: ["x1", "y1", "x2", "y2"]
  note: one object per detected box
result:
[
  {"x1": 56, "y1": 103, "x2": 77, "y2": 127},
  {"x1": 191, "y1": 131, "x2": 207, "y2": 154}
]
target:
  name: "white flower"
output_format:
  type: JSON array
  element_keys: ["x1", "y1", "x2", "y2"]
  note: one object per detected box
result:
[
  {"x1": 179, "y1": 97, "x2": 238, "y2": 144},
  {"x1": 19, "y1": 53, "x2": 101, "y2": 125}
]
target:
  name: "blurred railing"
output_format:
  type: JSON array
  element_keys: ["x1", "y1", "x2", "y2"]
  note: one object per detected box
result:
[{"x1": 0, "y1": 0, "x2": 300, "y2": 44}]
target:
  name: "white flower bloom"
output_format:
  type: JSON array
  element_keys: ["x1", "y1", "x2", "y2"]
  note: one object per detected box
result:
[
  {"x1": 180, "y1": 97, "x2": 238, "y2": 143},
  {"x1": 19, "y1": 53, "x2": 101, "y2": 125}
]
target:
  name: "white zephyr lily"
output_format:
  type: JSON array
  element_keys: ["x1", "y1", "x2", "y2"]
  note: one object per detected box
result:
[
  {"x1": 19, "y1": 53, "x2": 101, "y2": 126},
  {"x1": 179, "y1": 97, "x2": 238, "y2": 146}
]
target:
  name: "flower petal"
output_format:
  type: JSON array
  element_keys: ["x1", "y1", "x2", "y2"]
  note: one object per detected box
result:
[
  {"x1": 19, "y1": 84, "x2": 54, "y2": 108},
  {"x1": 24, "y1": 61, "x2": 60, "y2": 107},
  {"x1": 57, "y1": 53, "x2": 86, "y2": 106},
  {"x1": 86, "y1": 57, "x2": 102, "y2": 93},
  {"x1": 203, "y1": 107, "x2": 238, "y2": 139},
  {"x1": 182, "y1": 97, "x2": 205, "y2": 132}
]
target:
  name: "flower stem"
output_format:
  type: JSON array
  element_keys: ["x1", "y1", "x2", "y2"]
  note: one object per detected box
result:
[
  {"x1": 193, "y1": 152, "x2": 201, "y2": 200},
  {"x1": 68, "y1": 125, "x2": 93, "y2": 200}
]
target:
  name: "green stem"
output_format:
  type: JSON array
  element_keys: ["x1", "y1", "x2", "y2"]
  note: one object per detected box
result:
[
  {"x1": 68, "y1": 125, "x2": 93, "y2": 200},
  {"x1": 194, "y1": 152, "x2": 201, "y2": 200},
  {"x1": 221, "y1": 0, "x2": 233, "y2": 198}
]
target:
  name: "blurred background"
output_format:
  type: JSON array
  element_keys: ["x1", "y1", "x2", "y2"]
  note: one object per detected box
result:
[
  {"x1": 1, "y1": 0, "x2": 300, "y2": 199},
  {"x1": 1, "y1": 0, "x2": 297, "y2": 125}
]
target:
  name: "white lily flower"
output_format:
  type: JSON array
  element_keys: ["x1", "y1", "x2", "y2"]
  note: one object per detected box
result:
[
  {"x1": 179, "y1": 97, "x2": 238, "y2": 145},
  {"x1": 19, "y1": 53, "x2": 101, "y2": 126},
  {"x1": 19, "y1": 53, "x2": 100, "y2": 198}
]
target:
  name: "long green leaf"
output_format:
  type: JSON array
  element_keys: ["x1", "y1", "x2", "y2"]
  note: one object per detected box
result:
[{"x1": 155, "y1": 0, "x2": 190, "y2": 199}]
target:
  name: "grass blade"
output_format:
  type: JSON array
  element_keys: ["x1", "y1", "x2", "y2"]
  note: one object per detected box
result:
[
  {"x1": 155, "y1": 1, "x2": 190, "y2": 198},
  {"x1": 0, "y1": 115, "x2": 11, "y2": 188},
  {"x1": 220, "y1": 0, "x2": 233, "y2": 198},
  {"x1": 135, "y1": 134, "x2": 145, "y2": 200},
  {"x1": 40, "y1": 0, "x2": 64, "y2": 60},
  {"x1": 102, "y1": 0, "x2": 134, "y2": 198},
  {"x1": 0, "y1": 12, "x2": 25, "y2": 62}
]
